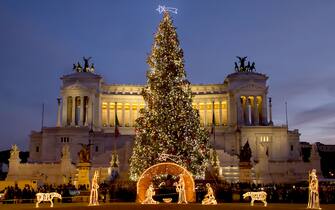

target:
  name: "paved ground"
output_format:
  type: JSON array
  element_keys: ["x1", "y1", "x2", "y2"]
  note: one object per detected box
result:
[{"x1": 0, "y1": 203, "x2": 334, "y2": 210}]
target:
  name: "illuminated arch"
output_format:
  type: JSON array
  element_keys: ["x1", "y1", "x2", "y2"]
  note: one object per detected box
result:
[{"x1": 136, "y1": 162, "x2": 196, "y2": 203}]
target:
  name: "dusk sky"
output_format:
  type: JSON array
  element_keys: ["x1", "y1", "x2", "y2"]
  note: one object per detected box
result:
[{"x1": 1, "y1": 0, "x2": 335, "y2": 151}]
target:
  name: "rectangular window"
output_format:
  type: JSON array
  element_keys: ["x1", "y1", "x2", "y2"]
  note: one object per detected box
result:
[
  {"x1": 36, "y1": 146, "x2": 39, "y2": 153},
  {"x1": 260, "y1": 136, "x2": 270, "y2": 143},
  {"x1": 95, "y1": 146, "x2": 99, "y2": 152},
  {"x1": 60, "y1": 137, "x2": 70, "y2": 143}
]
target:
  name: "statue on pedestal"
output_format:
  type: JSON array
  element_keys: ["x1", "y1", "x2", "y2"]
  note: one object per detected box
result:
[
  {"x1": 78, "y1": 143, "x2": 92, "y2": 163},
  {"x1": 240, "y1": 141, "x2": 252, "y2": 163},
  {"x1": 10, "y1": 144, "x2": 20, "y2": 160},
  {"x1": 202, "y1": 183, "x2": 217, "y2": 205},
  {"x1": 307, "y1": 169, "x2": 321, "y2": 209}
]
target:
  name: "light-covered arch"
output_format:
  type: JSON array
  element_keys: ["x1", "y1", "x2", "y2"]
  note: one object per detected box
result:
[{"x1": 136, "y1": 162, "x2": 196, "y2": 203}]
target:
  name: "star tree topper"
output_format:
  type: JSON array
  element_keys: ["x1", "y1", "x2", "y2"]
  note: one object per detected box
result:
[{"x1": 156, "y1": 5, "x2": 178, "y2": 14}]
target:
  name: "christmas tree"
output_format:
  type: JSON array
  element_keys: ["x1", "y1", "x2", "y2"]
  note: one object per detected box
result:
[{"x1": 129, "y1": 12, "x2": 210, "y2": 181}]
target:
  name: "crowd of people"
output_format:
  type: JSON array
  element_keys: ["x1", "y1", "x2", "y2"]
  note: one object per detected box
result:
[{"x1": 1, "y1": 181, "x2": 335, "y2": 204}]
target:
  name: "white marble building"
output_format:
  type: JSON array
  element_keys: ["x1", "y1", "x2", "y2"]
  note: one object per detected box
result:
[{"x1": 9, "y1": 61, "x2": 320, "y2": 184}]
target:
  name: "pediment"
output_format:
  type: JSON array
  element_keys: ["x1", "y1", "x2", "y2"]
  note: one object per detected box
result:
[
  {"x1": 236, "y1": 82, "x2": 265, "y2": 91},
  {"x1": 64, "y1": 80, "x2": 89, "y2": 90}
]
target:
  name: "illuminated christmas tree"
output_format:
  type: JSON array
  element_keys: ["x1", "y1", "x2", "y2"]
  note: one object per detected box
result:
[{"x1": 129, "y1": 12, "x2": 210, "y2": 181}]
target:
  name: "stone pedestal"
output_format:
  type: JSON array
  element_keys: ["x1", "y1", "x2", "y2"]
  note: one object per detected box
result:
[
  {"x1": 76, "y1": 162, "x2": 92, "y2": 188},
  {"x1": 239, "y1": 162, "x2": 252, "y2": 183}
]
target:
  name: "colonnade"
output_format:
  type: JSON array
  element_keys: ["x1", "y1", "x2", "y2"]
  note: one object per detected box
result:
[
  {"x1": 101, "y1": 102, "x2": 145, "y2": 127},
  {"x1": 58, "y1": 95, "x2": 266, "y2": 128},
  {"x1": 100, "y1": 100, "x2": 228, "y2": 128},
  {"x1": 194, "y1": 100, "x2": 228, "y2": 126},
  {"x1": 237, "y1": 95, "x2": 267, "y2": 126},
  {"x1": 60, "y1": 96, "x2": 92, "y2": 127}
]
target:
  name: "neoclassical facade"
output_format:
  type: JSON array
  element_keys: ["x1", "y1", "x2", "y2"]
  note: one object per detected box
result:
[{"x1": 23, "y1": 63, "x2": 320, "y2": 184}]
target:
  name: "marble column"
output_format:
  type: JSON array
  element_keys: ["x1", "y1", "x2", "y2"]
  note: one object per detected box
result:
[
  {"x1": 97, "y1": 95, "x2": 102, "y2": 128},
  {"x1": 87, "y1": 96, "x2": 93, "y2": 127},
  {"x1": 84, "y1": 97, "x2": 88, "y2": 126},
  {"x1": 269, "y1": 97, "x2": 273, "y2": 125},
  {"x1": 254, "y1": 96, "x2": 259, "y2": 125},
  {"x1": 219, "y1": 100, "x2": 223, "y2": 126},
  {"x1": 62, "y1": 96, "x2": 67, "y2": 126},
  {"x1": 227, "y1": 96, "x2": 231, "y2": 126},
  {"x1": 107, "y1": 102, "x2": 110, "y2": 127},
  {"x1": 80, "y1": 96, "x2": 84, "y2": 126},
  {"x1": 262, "y1": 94, "x2": 268, "y2": 125},
  {"x1": 129, "y1": 103, "x2": 133, "y2": 127},
  {"x1": 247, "y1": 97, "x2": 252, "y2": 125},
  {"x1": 71, "y1": 96, "x2": 76, "y2": 126},
  {"x1": 237, "y1": 96, "x2": 243, "y2": 125},
  {"x1": 122, "y1": 103, "x2": 125, "y2": 127},
  {"x1": 56, "y1": 98, "x2": 61, "y2": 127}
]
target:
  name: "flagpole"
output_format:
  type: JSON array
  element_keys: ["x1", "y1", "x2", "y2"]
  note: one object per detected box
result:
[
  {"x1": 41, "y1": 103, "x2": 44, "y2": 132},
  {"x1": 285, "y1": 101, "x2": 288, "y2": 129}
]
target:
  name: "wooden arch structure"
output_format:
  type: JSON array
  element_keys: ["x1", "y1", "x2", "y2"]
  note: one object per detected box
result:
[{"x1": 136, "y1": 162, "x2": 196, "y2": 203}]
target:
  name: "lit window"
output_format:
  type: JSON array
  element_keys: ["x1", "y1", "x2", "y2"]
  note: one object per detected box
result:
[{"x1": 260, "y1": 136, "x2": 270, "y2": 143}]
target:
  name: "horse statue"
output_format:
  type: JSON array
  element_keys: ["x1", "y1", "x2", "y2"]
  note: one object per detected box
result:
[
  {"x1": 36, "y1": 192, "x2": 62, "y2": 208},
  {"x1": 243, "y1": 191, "x2": 267, "y2": 207}
]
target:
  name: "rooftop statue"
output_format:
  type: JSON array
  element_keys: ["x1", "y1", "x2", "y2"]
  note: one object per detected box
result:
[
  {"x1": 73, "y1": 57, "x2": 94, "y2": 73},
  {"x1": 235, "y1": 56, "x2": 256, "y2": 73},
  {"x1": 237, "y1": 56, "x2": 247, "y2": 70},
  {"x1": 83, "y1": 56, "x2": 92, "y2": 72}
]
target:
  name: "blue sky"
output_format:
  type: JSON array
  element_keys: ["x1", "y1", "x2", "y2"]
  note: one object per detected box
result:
[{"x1": 1, "y1": 0, "x2": 335, "y2": 150}]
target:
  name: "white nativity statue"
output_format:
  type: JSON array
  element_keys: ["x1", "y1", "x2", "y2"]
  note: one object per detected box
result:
[
  {"x1": 35, "y1": 192, "x2": 62, "y2": 208},
  {"x1": 141, "y1": 183, "x2": 159, "y2": 204},
  {"x1": 202, "y1": 183, "x2": 217, "y2": 205},
  {"x1": 307, "y1": 169, "x2": 321, "y2": 209},
  {"x1": 89, "y1": 170, "x2": 100, "y2": 206},
  {"x1": 243, "y1": 191, "x2": 267, "y2": 207},
  {"x1": 175, "y1": 174, "x2": 187, "y2": 204}
]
